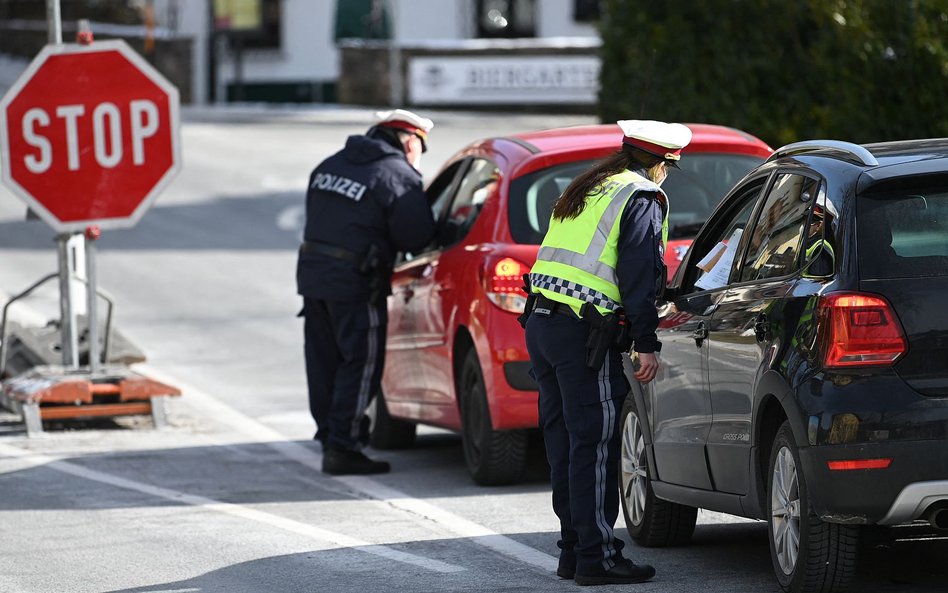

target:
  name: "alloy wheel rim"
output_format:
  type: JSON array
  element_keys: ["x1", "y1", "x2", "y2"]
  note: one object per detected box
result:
[
  {"x1": 620, "y1": 412, "x2": 648, "y2": 525},
  {"x1": 771, "y1": 446, "x2": 801, "y2": 575}
]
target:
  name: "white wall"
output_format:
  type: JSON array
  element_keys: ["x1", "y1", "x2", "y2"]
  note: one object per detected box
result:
[
  {"x1": 391, "y1": 0, "x2": 470, "y2": 41},
  {"x1": 153, "y1": 0, "x2": 209, "y2": 104},
  {"x1": 536, "y1": 0, "x2": 599, "y2": 38},
  {"x1": 217, "y1": 1, "x2": 337, "y2": 93},
  {"x1": 391, "y1": 0, "x2": 599, "y2": 42}
]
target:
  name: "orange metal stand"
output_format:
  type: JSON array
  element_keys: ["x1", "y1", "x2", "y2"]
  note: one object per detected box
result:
[{"x1": 0, "y1": 365, "x2": 181, "y2": 435}]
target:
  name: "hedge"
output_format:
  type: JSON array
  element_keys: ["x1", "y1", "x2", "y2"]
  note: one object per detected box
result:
[{"x1": 598, "y1": 0, "x2": 948, "y2": 148}]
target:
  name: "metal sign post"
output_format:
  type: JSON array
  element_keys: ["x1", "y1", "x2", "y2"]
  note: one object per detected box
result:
[
  {"x1": 56, "y1": 235, "x2": 80, "y2": 367},
  {"x1": 84, "y1": 227, "x2": 101, "y2": 374},
  {"x1": 45, "y1": 0, "x2": 85, "y2": 369},
  {"x1": 45, "y1": 0, "x2": 62, "y2": 44}
]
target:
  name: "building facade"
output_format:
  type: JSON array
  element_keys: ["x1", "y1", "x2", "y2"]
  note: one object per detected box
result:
[{"x1": 153, "y1": 0, "x2": 600, "y2": 105}]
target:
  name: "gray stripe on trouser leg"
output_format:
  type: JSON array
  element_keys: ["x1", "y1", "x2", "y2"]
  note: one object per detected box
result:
[
  {"x1": 594, "y1": 354, "x2": 617, "y2": 570},
  {"x1": 352, "y1": 303, "x2": 380, "y2": 443}
]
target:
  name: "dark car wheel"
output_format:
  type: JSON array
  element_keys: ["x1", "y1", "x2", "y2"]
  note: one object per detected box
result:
[
  {"x1": 368, "y1": 390, "x2": 417, "y2": 450},
  {"x1": 459, "y1": 347, "x2": 528, "y2": 486},
  {"x1": 619, "y1": 394, "x2": 697, "y2": 546},
  {"x1": 768, "y1": 421, "x2": 859, "y2": 593}
]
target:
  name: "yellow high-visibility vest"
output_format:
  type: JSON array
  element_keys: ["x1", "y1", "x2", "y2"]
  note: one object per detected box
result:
[{"x1": 530, "y1": 169, "x2": 668, "y2": 316}]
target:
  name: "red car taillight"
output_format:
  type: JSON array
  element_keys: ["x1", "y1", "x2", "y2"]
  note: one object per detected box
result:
[
  {"x1": 827, "y1": 458, "x2": 892, "y2": 471},
  {"x1": 817, "y1": 292, "x2": 907, "y2": 368},
  {"x1": 485, "y1": 257, "x2": 530, "y2": 313}
]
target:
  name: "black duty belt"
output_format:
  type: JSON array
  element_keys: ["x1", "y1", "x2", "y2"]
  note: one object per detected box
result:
[
  {"x1": 300, "y1": 241, "x2": 360, "y2": 264},
  {"x1": 532, "y1": 295, "x2": 580, "y2": 319}
]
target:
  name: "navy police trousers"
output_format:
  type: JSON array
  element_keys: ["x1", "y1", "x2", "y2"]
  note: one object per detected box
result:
[
  {"x1": 303, "y1": 297, "x2": 387, "y2": 451},
  {"x1": 525, "y1": 311, "x2": 629, "y2": 575}
]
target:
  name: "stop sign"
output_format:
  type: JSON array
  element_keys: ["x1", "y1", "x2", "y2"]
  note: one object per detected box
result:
[{"x1": 0, "y1": 40, "x2": 180, "y2": 232}]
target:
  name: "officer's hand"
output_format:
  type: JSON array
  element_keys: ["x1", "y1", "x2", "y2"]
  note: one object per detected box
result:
[{"x1": 633, "y1": 352, "x2": 660, "y2": 384}]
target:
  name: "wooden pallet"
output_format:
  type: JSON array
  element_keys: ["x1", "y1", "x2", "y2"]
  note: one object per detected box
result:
[{"x1": 0, "y1": 365, "x2": 181, "y2": 436}]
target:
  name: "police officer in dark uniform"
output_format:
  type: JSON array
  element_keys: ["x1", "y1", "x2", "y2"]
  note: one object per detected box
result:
[
  {"x1": 297, "y1": 109, "x2": 437, "y2": 475},
  {"x1": 523, "y1": 120, "x2": 692, "y2": 585}
]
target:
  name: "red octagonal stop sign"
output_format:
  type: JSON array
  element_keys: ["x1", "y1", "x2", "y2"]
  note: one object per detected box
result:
[{"x1": 0, "y1": 40, "x2": 180, "y2": 232}]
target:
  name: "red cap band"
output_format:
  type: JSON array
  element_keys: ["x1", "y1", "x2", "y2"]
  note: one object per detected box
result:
[
  {"x1": 622, "y1": 137, "x2": 683, "y2": 160},
  {"x1": 380, "y1": 120, "x2": 428, "y2": 142}
]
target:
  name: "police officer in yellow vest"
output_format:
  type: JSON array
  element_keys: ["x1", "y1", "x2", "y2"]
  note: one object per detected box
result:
[
  {"x1": 523, "y1": 120, "x2": 691, "y2": 585},
  {"x1": 803, "y1": 203, "x2": 836, "y2": 277}
]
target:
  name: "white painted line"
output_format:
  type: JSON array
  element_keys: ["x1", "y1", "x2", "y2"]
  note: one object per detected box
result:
[
  {"x1": 338, "y1": 475, "x2": 559, "y2": 571},
  {"x1": 275, "y1": 204, "x2": 305, "y2": 232},
  {"x1": 0, "y1": 443, "x2": 465, "y2": 574},
  {"x1": 137, "y1": 364, "x2": 559, "y2": 574}
]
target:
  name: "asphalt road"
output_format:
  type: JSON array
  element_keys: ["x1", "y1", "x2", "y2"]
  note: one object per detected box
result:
[{"x1": 0, "y1": 106, "x2": 945, "y2": 593}]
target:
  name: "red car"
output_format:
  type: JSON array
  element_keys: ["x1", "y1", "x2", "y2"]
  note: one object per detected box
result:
[{"x1": 373, "y1": 123, "x2": 772, "y2": 484}]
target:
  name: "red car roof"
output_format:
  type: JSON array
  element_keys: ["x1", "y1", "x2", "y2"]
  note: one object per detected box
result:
[
  {"x1": 511, "y1": 123, "x2": 772, "y2": 158},
  {"x1": 442, "y1": 123, "x2": 772, "y2": 182}
]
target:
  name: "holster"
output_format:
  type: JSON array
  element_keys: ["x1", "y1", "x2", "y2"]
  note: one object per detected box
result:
[
  {"x1": 582, "y1": 303, "x2": 621, "y2": 370},
  {"x1": 517, "y1": 273, "x2": 535, "y2": 329},
  {"x1": 359, "y1": 243, "x2": 385, "y2": 304},
  {"x1": 359, "y1": 243, "x2": 381, "y2": 275},
  {"x1": 615, "y1": 313, "x2": 632, "y2": 352}
]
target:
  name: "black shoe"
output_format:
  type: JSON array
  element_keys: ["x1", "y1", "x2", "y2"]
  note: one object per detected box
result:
[
  {"x1": 574, "y1": 559, "x2": 656, "y2": 586},
  {"x1": 557, "y1": 548, "x2": 576, "y2": 579},
  {"x1": 322, "y1": 449, "x2": 390, "y2": 475}
]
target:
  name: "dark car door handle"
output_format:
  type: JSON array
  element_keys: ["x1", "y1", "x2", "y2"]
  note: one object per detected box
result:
[
  {"x1": 692, "y1": 322, "x2": 708, "y2": 346},
  {"x1": 754, "y1": 314, "x2": 769, "y2": 341}
]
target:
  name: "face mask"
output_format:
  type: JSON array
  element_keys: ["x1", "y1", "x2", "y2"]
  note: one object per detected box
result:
[
  {"x1": 651, "y1": 167, "x2": 667, "y2": 186},
  {"x1": 402, "y1": 135, "x2": 422, "y2": 171}
]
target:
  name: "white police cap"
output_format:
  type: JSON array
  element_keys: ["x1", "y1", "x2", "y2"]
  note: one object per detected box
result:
[
  {"x1": 617, "y1": 119, "x2": 692, "y2": 163},
  {"x1": 375, "y1": 109, "x2": 433, "y2": 152},
  {"x1": 375, "y1": 109, "x2": 434, "y2": 134}
]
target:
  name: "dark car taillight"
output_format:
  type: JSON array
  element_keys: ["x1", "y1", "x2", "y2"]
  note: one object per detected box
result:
[
  {"x1": 485, "y1": 257, "x2": 530, "y2": 313},
  {"x1": 817, "y1": 292, "x2": 908, "y2": 368}
]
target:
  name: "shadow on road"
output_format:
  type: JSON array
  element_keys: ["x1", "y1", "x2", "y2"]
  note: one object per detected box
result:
[
  {"x1": 639, "y1": 518, "x2": 948, "y2": 592},
  {"x1": 92, "y1": 525, "x2": 948, "y2": 593},
  {"x1": 0, "y1": 421, "x2": 944, "y2": 592},
  {"x1": 0, "y1": 191, "x2": 303, "y2": 251}
]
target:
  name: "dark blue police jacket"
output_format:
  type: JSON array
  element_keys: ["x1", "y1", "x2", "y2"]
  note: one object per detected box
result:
[{"x1": 296, "y1": 132, "x2": 436, "y2": 302}]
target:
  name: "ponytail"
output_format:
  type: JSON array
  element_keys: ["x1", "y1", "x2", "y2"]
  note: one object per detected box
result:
[{"x1": 551, "y1": 145, "x2": 664, "y2": 220}]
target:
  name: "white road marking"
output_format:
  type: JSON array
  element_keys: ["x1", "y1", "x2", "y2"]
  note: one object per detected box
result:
[
  {"x1": 276, "y1": 204, "x2": 305, "y2": 232},
  {"x1": 0, "y1": 442, "x2": 465, "y2": 574},
  {"x1": 138, "y1": 364, "x2": 559, "y2": 574},
  {"x1": 261, "y1": 175, "x2": 300, "y2": 191},
  {"x1": 338, "y1": 475, "x2": 560, "y2": 570}
]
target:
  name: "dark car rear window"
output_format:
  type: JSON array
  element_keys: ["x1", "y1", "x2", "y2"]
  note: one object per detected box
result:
[
  {"x1": 858, "y1": 177, "x2": 948, "y2": 279},
  {"x1": 507, "y1": 154, "x2": 763, "y2": 244}
]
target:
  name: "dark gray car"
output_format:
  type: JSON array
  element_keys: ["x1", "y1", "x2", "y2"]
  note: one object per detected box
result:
[{"x1": 619, "y1": 139, "x2": 948, "y2": 593}]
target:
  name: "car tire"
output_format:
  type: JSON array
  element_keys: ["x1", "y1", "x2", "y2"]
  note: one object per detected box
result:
[
  {"x1": 459, "y1": 347, "x2": 528, "y2": 486},
  {"x1": 619, "y1": 393, "x2": 697, "y2": 546},
  {"x1": 768, "y1": 421, "x2": 859, "y2": 593},
  {"x1": 368, "y1": 390, "x2": 416, "y2": 450}
]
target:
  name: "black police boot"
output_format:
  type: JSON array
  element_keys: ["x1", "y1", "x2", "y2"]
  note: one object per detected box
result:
[
  {"x1": 556, "y1": 553, "x2": 576, "y2": 579},
  {"x1": 322, "y1": 449, "x2": 390, "y2": 475},
  {"x1": 574, "y1": 558, "x2": 656, "y2": 586},
  {"x1": 556, "y1": 565, "x2": 575, "y2": 580}
]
